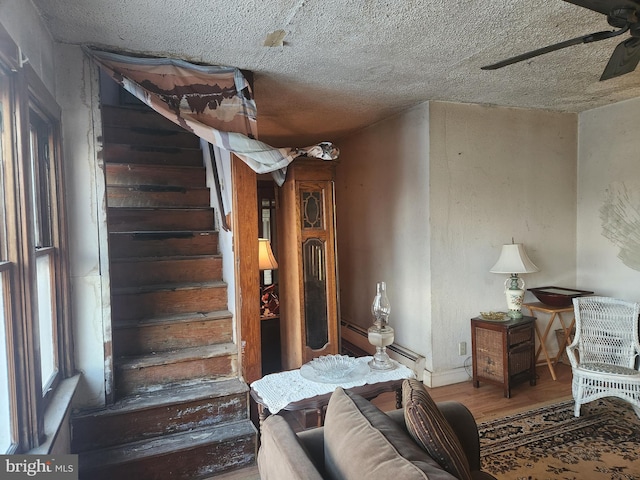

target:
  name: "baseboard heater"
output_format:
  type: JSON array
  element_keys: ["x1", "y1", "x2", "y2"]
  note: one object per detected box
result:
[{"x1": 341, "y1": 320, "x2": 426, "y2": 381}]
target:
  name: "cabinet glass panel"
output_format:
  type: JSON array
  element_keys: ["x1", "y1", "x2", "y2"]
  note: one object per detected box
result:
[
  {"x1": 303, "y1": 238, "x2": 328, "y2": 349},
  {"x1": 302, "y1": 191, "x2": 323, "y2": 229}
]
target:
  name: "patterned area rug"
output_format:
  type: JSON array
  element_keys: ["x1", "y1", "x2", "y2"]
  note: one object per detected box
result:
[{"x1": 478, "y1": 398, "x2": 640, "y2": 480}]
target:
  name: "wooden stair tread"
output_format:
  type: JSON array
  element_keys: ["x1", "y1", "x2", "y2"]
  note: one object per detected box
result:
[
  {"x1": 104, "y1": 142, "x2": 200, "y2": 153},
  {"x1": 110, "y1": 254, "x2": 220, "y2": 263},
  {"x1": 102, "y1": 144, "x2": 204, "y2": 167},
  {"x1": 109, "y1": 230, "x2": 217, "y2": 243},
  {"x1": 111, "y1": 279, "x2": 226, "y2": 295},
  {"x1": 101, "y1": 104, "x2": 186, "y2": 128},
  {"x1": 115, "y1": 343, "x2": 236, "y2": 370},
  {"x1": 113, "y1": 310, "x2": 232, "y2": 329},
  {"x1": 107, "y1": 184, "x2": 209, "y2": 192},
  {"x1": 74, "y1": 378, "x2": 247, "y2": 418},
  {"x1": 108, "y1": 206, "x2": 213, "y2": 212},
  {"x1": 106, "y1": 162, "x2": 204, "y2": 170},
  {"x1": 107, "y1": 204, "x2": 212, "y2": 210},
  {"x1": 109, "y1": 229, "x2": 216, "y2": 235},
  {"x1": 103, "y1": 125, "x2": 200, "y2": 149},
  {"x1": 79, "y1": 419, "x2": 256, "y2": 469}
]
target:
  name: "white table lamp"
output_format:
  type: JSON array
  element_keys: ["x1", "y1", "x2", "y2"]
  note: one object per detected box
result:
[{"x1": 490, "y1": 243, "x2": 539, "y2": 319}]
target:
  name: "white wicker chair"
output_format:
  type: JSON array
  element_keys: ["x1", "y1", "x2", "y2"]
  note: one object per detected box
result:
[{"x1": 567, "y1": 296, "x2": 640, "y2": 418}]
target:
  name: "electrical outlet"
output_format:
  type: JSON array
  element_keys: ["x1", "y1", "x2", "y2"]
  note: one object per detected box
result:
[{"x1": 458, "y1": 341, "x2": 467, "y2": 356}]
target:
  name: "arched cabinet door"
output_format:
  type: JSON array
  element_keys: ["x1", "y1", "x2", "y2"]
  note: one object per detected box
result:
[{"x1": 278, "y1": 159, "x2": 340, "y2": 370}]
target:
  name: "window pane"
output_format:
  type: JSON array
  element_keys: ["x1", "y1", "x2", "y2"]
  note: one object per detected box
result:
[
  {"x1": 29, "y1": 128, "x2": 42, "y2": 246},
  {"x1": 0, "y1": 269, "x2": 13, "y2": 453},
  {"x1": 29, "y1": 119, "x2": 52, "y2": 249},
  {"x1": 36, "y1": 252, "x2": 56, "y2": 392}
]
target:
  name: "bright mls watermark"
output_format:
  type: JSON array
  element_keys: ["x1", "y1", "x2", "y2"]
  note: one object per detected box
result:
[{"x1": 1, "y1": 455, "x2": 77, "y2": 479}]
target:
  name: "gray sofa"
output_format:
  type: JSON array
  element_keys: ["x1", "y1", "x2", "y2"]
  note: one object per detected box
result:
[{"x1": 257, "y1": 386, "x2": 497, "y2": 480}]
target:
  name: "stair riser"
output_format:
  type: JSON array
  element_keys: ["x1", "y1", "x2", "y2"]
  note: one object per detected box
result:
[
  {"x1": 79, "y1": 437, "x2": 255, "y2": 480},
  {"x1": 109, "y1": 232, "x2": 218, "y2": 258},
  {"x1": 72, "y1": 392, "x2": 247, "y2": 452},
  {"x1": 103, "y1": 126, "x2": 200, "y2": 149},
  {"x1": 107, "y1": 187, "x2": 210, "y2": 208},
  {"x1": 103, "y1": 143, "x2": 203, "y2": 167},
  {"x1": 108, "y1": 208, "x2": 215, "y2": 231},
  {"x1": 115, "y1": 355, "x2": 237, "y2": 397},
  {"x1": 111, "y1": 257, "x2": 222, "y2": 287},
  {"x1": 102, "y1": 105, "x2": 185, "y2": 132},
  {"x1": 106, "y1": 164, "x2": 206, "y2": 188},
  {"x1": 113, "y1": 318, "x2": 233, "y2": 356},
  {"x1": 112, "y1": 286, "x2": 227, "y2": 320}
]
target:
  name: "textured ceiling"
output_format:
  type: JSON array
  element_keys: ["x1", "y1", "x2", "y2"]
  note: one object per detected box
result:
[{"x1": 32, "y1": 0, "x2": 640, "y2": 147}]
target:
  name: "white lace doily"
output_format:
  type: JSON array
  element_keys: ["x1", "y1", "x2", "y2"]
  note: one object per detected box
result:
[{"x1": 250, "y1": 356, "x2": 415, "y2": 414}]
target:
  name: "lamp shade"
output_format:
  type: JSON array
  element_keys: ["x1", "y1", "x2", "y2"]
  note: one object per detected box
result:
[
  {"x1": 490, "y1": 243, "x2": 539, "y2": 274},
  {"x1": 258, "y1": 238, "x2": 278, "y2": 270}
]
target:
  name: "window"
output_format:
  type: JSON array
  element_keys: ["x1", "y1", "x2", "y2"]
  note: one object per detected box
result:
[
  {"x1": 29, "y1": 110, "x2": 59, "y2": 395},
  {"x1": 0, "y1": 29, "x2": 73, "y2": 453},
  {"x1": 0, "y1": 66, "x2": 17, "y2": 455},
  {"x1": 0, "y1": 264, "x2": 14, "y2": 454}
]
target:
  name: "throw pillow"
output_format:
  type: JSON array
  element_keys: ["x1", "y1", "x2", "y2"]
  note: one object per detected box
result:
[
  {"x1": 323, "y1": 387, "x2": 457, "y2": 480},
  {"x1": 403, "y1": 378, "x2": 473, "y2": 480}
]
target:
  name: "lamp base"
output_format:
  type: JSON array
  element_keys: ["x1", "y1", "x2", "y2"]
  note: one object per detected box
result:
[
  {"x1": 367, "y1": 325, "x2": 396, "y2": 370},
  {"x1": 504, "y1": 280, "x2": 525, "y2": 320},
  {"x1": 368, "y1": 349, "x2": 396, "y2": 370}
]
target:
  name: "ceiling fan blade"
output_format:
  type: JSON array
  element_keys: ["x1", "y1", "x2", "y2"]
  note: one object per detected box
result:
[
  {"x1": 481, "y1": 29, "x2": 627, "y2": 70},
  {"x1": 600, "y1": 37, "x2": 640, "y2": 79},
  {"x1": 563, "y1": 0, "x2": 640, "y2": 16}
]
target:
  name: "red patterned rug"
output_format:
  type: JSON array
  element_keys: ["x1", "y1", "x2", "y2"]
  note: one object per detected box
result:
[{"x1": 478, "y1": 398, "x2": 640, "y2": 480}]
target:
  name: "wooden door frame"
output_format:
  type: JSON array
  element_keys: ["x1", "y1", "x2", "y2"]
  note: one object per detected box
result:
[{"x1": 231, "y1": 156, "x2": 261, "y2": 383}]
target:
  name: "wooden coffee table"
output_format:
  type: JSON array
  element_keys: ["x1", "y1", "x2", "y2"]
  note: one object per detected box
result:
[{"x1": 250, "y1": 357, "x2": 414, "y2": 429}]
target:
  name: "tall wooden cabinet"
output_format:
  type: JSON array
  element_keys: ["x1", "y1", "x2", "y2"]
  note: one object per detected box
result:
[{"x1": 277, "y1": 159, "x2": 340, "y2": 370}]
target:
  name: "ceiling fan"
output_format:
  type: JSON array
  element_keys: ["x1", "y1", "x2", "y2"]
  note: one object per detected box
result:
[{"x1": 481, "y1": 0, "x2": 640, "y2": 80}]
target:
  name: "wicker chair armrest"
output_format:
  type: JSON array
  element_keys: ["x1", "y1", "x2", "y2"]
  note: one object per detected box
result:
[{"x1": 566, "y1": 344, "x2": 580, "y2": 368}]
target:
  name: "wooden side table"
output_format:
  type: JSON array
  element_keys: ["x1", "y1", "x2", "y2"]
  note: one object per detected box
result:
[
  {"x1": 250, "y1": 357, "x2": 415, "y2": 430},
  {"x1": 471, "y1": 315, "x2": 536, "y2": 398},
  {"x1": 523, "y1": 302, "x2": 575, "y2": 381},
  {"x1": 251, "y1": 378, "x2": 405, "y2": 429}
]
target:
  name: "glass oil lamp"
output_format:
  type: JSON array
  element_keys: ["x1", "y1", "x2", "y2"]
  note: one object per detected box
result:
[{"x1": 368, "y1": 281, "x2": 395, "y2": 370}]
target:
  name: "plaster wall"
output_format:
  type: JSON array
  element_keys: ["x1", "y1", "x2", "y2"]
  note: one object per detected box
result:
[
  {"x1": 55, "y1": 44, "x2": 109, "y2": 407},
  {"x1": 336, "y1": 102, "x2": 431, "y2": 369},
  {"x1": 429, "y1": 102, "x2": 577, "y2": 384},
  {"x1": 337, "y1": 101, "x2": 577, "y2": 385},
  {"x1": 577, "y1": 98, "x2": 640, "y2": 302},
  {"x1": 0, "y1": 0, "x2": 55, "y2": 92}
]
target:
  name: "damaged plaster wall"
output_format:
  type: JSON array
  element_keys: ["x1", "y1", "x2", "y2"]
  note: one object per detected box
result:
[
  {"x1": 56, "y1": 43, "x2": 110, "y2": 408},
  {"x1": 577, "y1": 97, "x2": 640, "y2": 302}
]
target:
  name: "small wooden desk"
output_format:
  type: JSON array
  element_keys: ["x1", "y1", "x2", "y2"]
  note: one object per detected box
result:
[{"x1": 523, "y1": 302, "x2": 575, "y2": 381}]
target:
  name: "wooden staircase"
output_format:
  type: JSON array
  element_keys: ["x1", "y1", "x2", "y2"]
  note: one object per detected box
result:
[{"x1": 71, "y1": 104, "x2": 256, "y2": 479}]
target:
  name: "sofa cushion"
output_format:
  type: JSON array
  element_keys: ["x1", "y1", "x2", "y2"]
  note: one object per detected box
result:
[
  {"x1": 257, "y1": 414, "x2": 324, "y2": 480},
  {"x1": 403, "y1": 378, "x2": 473, "y2": 480},
  {"x1": 324, "y1": 387, "x2": 457, "y2": 480}
]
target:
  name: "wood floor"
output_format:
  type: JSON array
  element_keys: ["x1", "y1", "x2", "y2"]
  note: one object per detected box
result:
[{"x1": 211, "y1": 362, "x2": 573, "y2": 479}]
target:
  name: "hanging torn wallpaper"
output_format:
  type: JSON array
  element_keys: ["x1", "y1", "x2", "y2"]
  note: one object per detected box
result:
[{"x1": 84, "y1": 47, "x2": 339, "y2": 185}]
